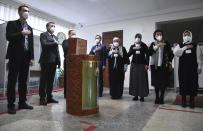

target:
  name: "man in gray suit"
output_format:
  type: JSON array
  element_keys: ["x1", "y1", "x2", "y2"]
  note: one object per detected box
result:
[{"x1": 39, "y1": 22, "x2": 61, "y2": 105}]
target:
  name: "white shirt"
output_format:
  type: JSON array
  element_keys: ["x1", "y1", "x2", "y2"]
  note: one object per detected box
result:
[
  {"x1": 173, "y1": 43, "x2": 202, "y2": 69},
  {"x1": 150, "y1": 41, "x2": 164, "y2": 67}
]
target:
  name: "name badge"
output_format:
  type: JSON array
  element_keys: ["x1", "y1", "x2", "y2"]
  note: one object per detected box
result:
[
  {"x1": 136, "y1": 51, "x2": 140, "y2": 54},
  {"x1": 185, "y1": 50, "x2": 191, "y2": 54}
]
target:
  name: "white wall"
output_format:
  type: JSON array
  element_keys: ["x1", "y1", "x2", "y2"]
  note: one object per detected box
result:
[{"x1": 76, "y1": 8, "x2": 203, "y2": 89}]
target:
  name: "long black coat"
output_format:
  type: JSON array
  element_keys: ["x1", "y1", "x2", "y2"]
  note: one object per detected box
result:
[
  {"x1": 107, "y1": 46, "x2": 130, "y2": 98},
  {"x1": 178, "y1": 42, "x2": 198, "y2": 96}
]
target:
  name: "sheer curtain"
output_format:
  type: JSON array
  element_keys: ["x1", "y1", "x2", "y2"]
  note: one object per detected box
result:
[{"x1": 0, "y1": 3, "x2": 70, "y2": 36}]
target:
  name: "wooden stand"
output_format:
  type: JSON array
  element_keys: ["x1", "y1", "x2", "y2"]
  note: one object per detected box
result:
[
  {"x1": 66, "y1": 38, "x2": 99, "y2": 116},
  {"x1": 68, "y1": 38, "x2": 87, "y2": 55}
]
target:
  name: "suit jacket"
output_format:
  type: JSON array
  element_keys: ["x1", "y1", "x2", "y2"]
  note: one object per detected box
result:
[
  {"x1": 39, "y1": 31, "x2": 61, "y2": 66},
  {"x1": 6, "y1": 19, "x2": 34, "y2": 61},
  {"x1": 89, "y1": 44, "x2": 106, "y2": 67},
  {"x1": 62, "y1": 39, "x2": 68, "y2": 59}
]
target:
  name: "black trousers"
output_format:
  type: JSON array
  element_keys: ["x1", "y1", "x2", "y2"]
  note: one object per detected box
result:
[
  {"x1": 7, "y1": 52, "x2": 30, "y2": 108},
  {"x1": 99, "y1": 66, "x2": 104, "y2": 95},
  {"x1": 155, "y1": 86, "x2": 165, "y2": 99},
  {"x1": 39, "y1": 63, "x2": 56, "y2": 99},
  {"x1": 64, "y1": 60, "x2": 67, "y2": 98}
]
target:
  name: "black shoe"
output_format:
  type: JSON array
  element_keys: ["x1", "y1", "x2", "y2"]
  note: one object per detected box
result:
[
  {"x1": 47, "y1": 98, "x2": 58, "y2": 103},
  {"x1": 140, "y1": 97, "x2": 144, "y2": 102},
  {"x1": 99, "y1": 93, "x2": 103, "y2": 97},
  {"x1": 18, "y1": 103, "x2": 33, "y2": 110},
  {"x1": 8, "y1": 107, "x2": 16, "y2": 114},
  {"x1": 133, "y1": 96, "x2": 138, "y2": 101},
  {"x1": 40, "y1": 98, "x2": 47, "y2": 106}
]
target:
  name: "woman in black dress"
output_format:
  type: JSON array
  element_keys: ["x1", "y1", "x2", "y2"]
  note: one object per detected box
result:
[
  {"x1": 128, "y1": 33, "x2": 149, "y2": 102},
  {"x1": 107, "y1": 37, "x2": 130, "y2": 99},
  {"x1": 149, "y1": 29, "x2": 173, "y2": 104},
  {"x1": 173, "y1": 30, "x2": 200, "y2": 108}
]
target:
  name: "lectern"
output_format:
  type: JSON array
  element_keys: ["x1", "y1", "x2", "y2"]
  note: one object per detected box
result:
[{"x1": 66, "y1": 38, "x2": 99, "y2": 116}]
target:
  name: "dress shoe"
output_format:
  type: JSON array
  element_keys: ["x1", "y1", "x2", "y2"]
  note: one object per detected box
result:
[
  {"x1": 40, "y1": 98, "x2": 47, "y2": 106},
  {"x1": 140, "y1": 97, "x2": 145, "y2": 102},
  {"x1": 8, "y1": 107, "x2": 16, "y2": 114},
  {"x1": 18, "y1": 103, "x2": 33, "y2": 110},
  {"x1": 47, "y1": 98, "x2": 58, "y2": 103},
  {"x1": 133, "y1": 96, "x2": 138, "y2": 101},
  {"x1": 99, "y1": 94, "x2": 103, "y2": 97}
]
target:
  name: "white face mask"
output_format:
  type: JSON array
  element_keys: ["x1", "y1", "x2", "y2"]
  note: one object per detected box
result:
[
  {"x1": 135, "y1": 38, "x2": 141, "y2": 43},
  {"x1": 114, "y1": 54, "x2": 118, "y2": 57},
  {"x1": 50, "y1": 27, "x2": 55, "y2": 34},
  {"x1": 183, "y1": 36, "x2": 192, "y2": 43},
  {"x1": 95, "y1": 39, "x2": 100, "y2": 44},
  {"x1": 156, "y1": 35, "x2": 162, "y2": 41},
  {"x1": 71, "y1": 35, "x2": 76, "y2": 38},
  {"x1": 22, "y1": 12, "x2": 29, "y2": 19},
  {"x1": 113, "y1": 42, "x2": 119, "y2": 47}
]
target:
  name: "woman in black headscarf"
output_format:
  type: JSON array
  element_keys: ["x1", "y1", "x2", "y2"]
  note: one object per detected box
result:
[{"x1": 128, "y1": 33, "x2": 149, "y2": 102}]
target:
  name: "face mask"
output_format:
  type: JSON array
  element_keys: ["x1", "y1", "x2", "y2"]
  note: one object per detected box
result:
[
  {"x1": 95, "y1": 39, "x2": 100, "y2": 44},
  {"x1": 135, "y1": 38, "x2": 141, "y2": 43},
  {"x1": 50, "y1": 27, "x2": 55, "y2": 34},
  {"x1": 71, "y1": 35, "x2": 76, "y2": 38},
  {"x1": 22, "y1": 12, "x2": 29, "y2": 19},
  {"x1": 156, "y1": 35, "x2": 162, "y2": 41},
  {"x1": 114, "y1": 54, "x2": 118, "y2": 57},
  {"x1": 113, "y1": 42, "x2": 119, "y2": 47},
  {"x1": 183, "y1": 36, "x2": 192, "y2": 43}
]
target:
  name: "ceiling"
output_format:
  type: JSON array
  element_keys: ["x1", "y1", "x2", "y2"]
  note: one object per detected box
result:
[{"x1": 12, "y1": 0, "x2": 203, "y2": 27}]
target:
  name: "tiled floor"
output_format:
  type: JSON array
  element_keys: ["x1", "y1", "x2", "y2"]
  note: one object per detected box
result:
[{"x1": 0, "y1": 88, "x2": 203, "y2": 131}]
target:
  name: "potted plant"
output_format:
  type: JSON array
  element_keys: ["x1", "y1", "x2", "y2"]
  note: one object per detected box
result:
[{"x1": 58, "y1": 68, "x2": 64, "y2": 87}]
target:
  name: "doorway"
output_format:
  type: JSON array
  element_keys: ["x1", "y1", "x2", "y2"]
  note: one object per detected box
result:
[{"x1": 156, "y1": 16, "x2": 203, "y2": 89}]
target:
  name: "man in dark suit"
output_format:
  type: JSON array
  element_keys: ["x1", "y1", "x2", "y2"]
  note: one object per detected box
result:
[
  {"x1": 39, "y1": 22, "x2": 61, "y2": 105},
  {"x1": 62, "y1": 30, "x2": 76, "y2": 98},
  {"x1": 90, "y1": 35, "x2": 106, "y2": 97},
  {"x1": 6, "y1": 5, "x2": 34, "y2": 114}
]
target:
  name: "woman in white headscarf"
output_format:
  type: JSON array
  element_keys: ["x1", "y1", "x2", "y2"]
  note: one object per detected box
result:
[
  {"x1": 173, "y1": 30, "x2": 200, "y2": 108},
  {"x1": 107, "y1": 37, "x2": 130, "y2": 99},
  {"x1": 149, "y1": 29, "x2": 174, "y2": 104}
]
